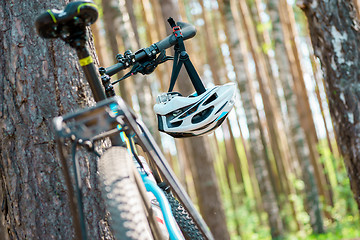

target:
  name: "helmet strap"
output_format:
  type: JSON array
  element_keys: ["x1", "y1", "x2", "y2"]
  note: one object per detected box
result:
[{"x1": 167, "y1": 18, "x2": 206, "y2": 95}]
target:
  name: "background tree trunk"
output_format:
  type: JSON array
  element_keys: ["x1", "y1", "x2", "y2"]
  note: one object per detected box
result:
[
  {"x1": 298, "y1": 0, "x2": 360, "y2": 211},
  {"x1": 101, "y1": 0, "x2": 133, "y2": 104},
  {"x1": 0, "y1": 1, "x2": 110, "y2": 239},
  {"x1": 281, "y1": 0, "x2": 335, "y2": 211},
  {"x1": 267, "y1": 0, "x2": 325, "y2": 233},
  {"x1": 219, "y1": 0, "x2": 284, "y2": 238},
  {"x1": 159, "y1": 1, "x2": 231, "y2": 239}
]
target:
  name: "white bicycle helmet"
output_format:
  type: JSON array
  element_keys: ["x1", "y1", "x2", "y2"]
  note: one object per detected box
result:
[{"x1": 154, "y1": 83, "x2": 236, "y2": 138}]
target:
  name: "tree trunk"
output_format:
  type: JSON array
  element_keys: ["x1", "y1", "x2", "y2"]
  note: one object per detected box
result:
[
  {"x1": 311, "y1": 53, "x2": 335, "y2": 155},
  {"x1": 159, "y1": 1, "x2": 231, "y2": 239},
  {"x1": 182, "y1": 137, "x2": 230, "y2": 240},
  {"x1": 280, "y1": 0, "x2": 335, "y2": 210},
  {"x1": 198, "y1": 0, "x2": 221, "y2": 86},
  {"x1": 249, "y1": 1, "x2": 307, "y2": 231},
  {"x1": 115, "y1": 0, "x2": 161, "y2": 142},
  {"x1": 298, "y1": 0, "x2": 360, "y2": 212},
  {"x1": 0, "y1": 1, "x2": 111, "y2": 239},
  {"x1": 267, "y1": 0, "x2": 325, "y2": 233},
  {"x1": 200, "y1": 0, "x2": 244, "y2": 188},
  {"x1": 237, "y1": 0, "x2": 291, "y2": 202},
  {"x1": 217, "y1": 138, "x2": 243, "y2": 239},
  {"x1": 219, "y1": 0, "x2": 284, "y2": 238},
  {"x1": 101, "y1": 0, "x2": 133, "y2": 104}
]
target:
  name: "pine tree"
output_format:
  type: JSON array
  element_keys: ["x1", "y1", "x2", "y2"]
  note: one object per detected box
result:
[
  {"x1": 159, "y1": 1, "x2": 231, "y2": 239},
  {"x1": 0, "y1": 1, "x2": 111, "y2": 239},
  {"x1": 299, "y1": 0, "x2": 360, "y2": 212}
]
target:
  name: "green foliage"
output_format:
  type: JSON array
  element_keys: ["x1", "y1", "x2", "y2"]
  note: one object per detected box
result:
[
  {"x1": 223, "y1": 191, "x2": 271, "y2": 240},
  {"x1": 284, "y1": 145, "x2": 359, "y2": 239},
  {"x1": 218, "y1": 138, "x2": 359, "y2": 240},
  {"x1": 285, "y1": 216, "x2": 360, "y2": 240},
  {"x1": 256, "y1": 22, "x2": 272, "y2": 35},
  {"x1": 282, "y1": 175, "x2": 312, "y2": 235},
  {"x1": 317, "y1": 142, "x2": 358, "y2": 218}
]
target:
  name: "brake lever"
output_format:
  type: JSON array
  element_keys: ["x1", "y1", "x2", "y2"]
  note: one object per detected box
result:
[{"x1": 111, "y1": 64, "x2": 141, "y2": 85}]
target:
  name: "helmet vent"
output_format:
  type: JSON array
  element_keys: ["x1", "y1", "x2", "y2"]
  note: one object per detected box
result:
[
  {"x1": 215, "y1": 101, "x2": 228, "y2": 114},
  {"x1": 203, "y1": 93, "x2": 218, "y2": 105},
  {"x1": 170, "y1": 121, "x2": 182, "y2": 127},
  {"x1": 167, "y1": 120, "x2": 183, "y2": 128},
  {"x1": 191, "y1": 106, "x2": 214, "y2": 124},
  {"x1": 179, "y1": 105, "x2": 199, "y2": 119}
]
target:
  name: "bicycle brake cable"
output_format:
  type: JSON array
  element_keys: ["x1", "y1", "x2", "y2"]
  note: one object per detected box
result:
[{"x1": 111, "y1": 66, "x2": 139, "y2": 85}]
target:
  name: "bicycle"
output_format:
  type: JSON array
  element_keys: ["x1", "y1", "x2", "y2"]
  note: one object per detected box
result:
[{"x1": 35, "y1": 1, "x2": 235, "y2": 239}]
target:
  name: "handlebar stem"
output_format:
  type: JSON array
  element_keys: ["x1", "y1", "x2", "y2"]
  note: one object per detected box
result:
[{"x1": 100, "y1": 75, "x2": 116, "y2": 98}]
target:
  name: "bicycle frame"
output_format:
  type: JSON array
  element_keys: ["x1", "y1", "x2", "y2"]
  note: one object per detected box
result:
[
  {"x1": 55, "y1": 93, "x2": 214, "y2": 240},
  {"x1": 68, "y1": 27, "x2": 214, "y2": 240}
]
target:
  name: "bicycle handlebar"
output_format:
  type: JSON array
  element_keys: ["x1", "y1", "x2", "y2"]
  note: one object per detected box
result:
[{"x1": 105, "y1": 21, "x2": 196, "y2": 77}]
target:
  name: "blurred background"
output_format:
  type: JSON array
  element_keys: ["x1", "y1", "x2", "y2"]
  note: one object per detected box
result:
[{"x1": 90, "y1": 0, "x2": 359, "y2": 239}]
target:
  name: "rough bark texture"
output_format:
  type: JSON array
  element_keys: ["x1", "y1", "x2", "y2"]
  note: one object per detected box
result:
[
  {"x1": 0, "y1": 1, "x2": 111, "y2": 239},
  {"x1": 298, "y1": 0, "x2": 360, "y2": 210}
]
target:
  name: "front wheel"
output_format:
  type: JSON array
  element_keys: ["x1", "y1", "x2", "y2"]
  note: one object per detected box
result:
[
  {"x1": 98, "y1": 147, "x2": 154, "y2": 240},
  {"x1": 164, "y1": 191, "x2": 205, "y2": 240}
]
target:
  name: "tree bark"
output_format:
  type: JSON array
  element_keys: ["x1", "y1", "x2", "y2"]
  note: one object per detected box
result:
[
  {"x1": 198, "y1": 0, "x2": 221, "y2": 86},
  {"x1": 0, "y1": 0, "x2": 111, "y2": 239},
  {"x1": 298, "y1": 0, "x2": 360, "y2": 212}
]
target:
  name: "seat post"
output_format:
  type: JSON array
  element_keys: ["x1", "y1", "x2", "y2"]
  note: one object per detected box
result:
[
  {"x1": 75, "y1": 46, "x2": 106, "y2": 102},
  {"x1": 70, "y1": 36, "x2": 122, "y2": 146}
]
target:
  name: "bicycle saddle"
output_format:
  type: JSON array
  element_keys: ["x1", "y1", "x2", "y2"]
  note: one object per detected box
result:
[{"x1": 35, "y1": 0, "x2": 98, "y2": 39}]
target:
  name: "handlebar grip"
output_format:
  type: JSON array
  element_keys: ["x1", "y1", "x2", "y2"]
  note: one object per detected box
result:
[
  {"x1": 105, "y1": 63, "x2": 125, "y2": 76},
  {"x1": 155, "y1": 22, "x2": 196, "y2": 51}
]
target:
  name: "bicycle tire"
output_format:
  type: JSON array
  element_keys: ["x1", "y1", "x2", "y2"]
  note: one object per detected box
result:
[
  {"x1": 98, "y1": 147, "x2": 154, "y2": 240},
  {"x1": 164, "y1": 191, "x2": 205, "y2": 240}
]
